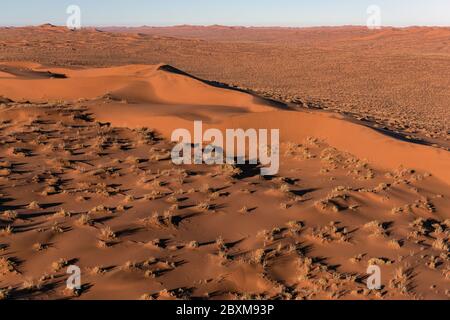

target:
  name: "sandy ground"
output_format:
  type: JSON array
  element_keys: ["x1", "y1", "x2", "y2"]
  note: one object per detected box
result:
[
  {"x1": 0, "y1": 61, "x2": 449, "y2": 300},
  {"x1": 0, "y1": 25, "x2": 449, "y2": 149}
]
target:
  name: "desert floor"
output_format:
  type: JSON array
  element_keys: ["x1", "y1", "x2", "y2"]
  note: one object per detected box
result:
[
  {"x1": 1, "y1": 25, "x2": 449, "y2": 148},
  {"x1": 0, "y1": 26, "x2": 449, "y2": 300}
]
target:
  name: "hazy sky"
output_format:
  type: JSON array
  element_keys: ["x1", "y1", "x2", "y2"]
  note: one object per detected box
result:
[{"x1": 1, "y1": 0, "x2": 450, "y2": 27}]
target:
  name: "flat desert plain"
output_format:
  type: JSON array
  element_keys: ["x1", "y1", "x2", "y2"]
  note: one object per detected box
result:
[{"x1": 0, "y1": 26, "x2": 449, "y2": 300}]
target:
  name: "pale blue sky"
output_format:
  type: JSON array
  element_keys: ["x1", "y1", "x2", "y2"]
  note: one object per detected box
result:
[{"x1": 1, "y1": 0, "x2": 450, "y2": 27}]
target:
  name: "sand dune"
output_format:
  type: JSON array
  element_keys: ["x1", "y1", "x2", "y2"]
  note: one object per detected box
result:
[
  {"x1": 0, "y1": 63, "x2": 275, "y2": 112},
  {"x1": 1, "y1": 25, "x2": 449, "y2": 149},
  {"x1": 1, "y1": 62, "x2": 448, "y2": 184},
  {"x1": 0, "y1": 62, "x2": 449, "y2": 300}
]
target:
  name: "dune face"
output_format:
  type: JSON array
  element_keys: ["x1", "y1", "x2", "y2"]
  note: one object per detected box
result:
[{"x1": 0, "y1": 61, "x2": 449, "y2": 300}]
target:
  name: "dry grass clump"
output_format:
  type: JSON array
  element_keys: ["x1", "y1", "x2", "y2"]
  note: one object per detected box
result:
[
  {"x1": 162, "y1": 210, "x2": 177, "y2": 227},
  {"x1": 149, "y1": 150, "x2": 171, "y2": 162},
  {"x1": 154, "y1": 287, "x2": 191, "y2": 300},
  {"x1": 215, "y1": 236, "x2": 227, "y2": 251},
  {"x1": 41, "y1": 186, "x2": 57, "y2": 196},
  {"x1": 256, "y1": 228, "x2": 283, "y2": 244},
  {"x1": 122, "y1": 258, "x2": 175, "y2": 279},
  {"x1": 0, "y1": 257, "x2": 18, "y2": 275},
  {"x1": 33, "y1": 242, "x2": 47, "y2": 251},
  {"x1": 0, "y1": 225, "x2": 13, "y2": 236},
  {"x1": 27, "y1": 201, "x2": 41, "y2": 210},
  {"x1": 199, "y1": 183, "x2": 214, "y2": 194},
  {"x1": 144, "y1": 238, "x2": 165, "y2": 249},
  {"x1": 21, "y1": 279, "x2": 42, "y2": 291},
  {"x1": 364, "y1": 220, "x2": 388, "y2": 237},
  {"x1": 238, "y1": 206, "x2": 251, "y2": 214},
  {"x1": 51, "y1": 223, "x2": 64, "y2": 234},
  {"x1": 290, "y1": 144, "x2": 315, "y2": 160},
  {"x1": 99, "y1": 226, "x2": 116, "y2": 242},
  {"x1": 314, "y1": 199, "x2": 340, "y2": 213},
  {"x1": 314, "y1": 188, "x2": 354, "y2": 213},
  {"x1": 187, "y1": 240, "x2": 199, "y2": 249},
  {"x1": 115, "y1": 204, "x2": 126, "y2": 212},
  {"x1": 139, "y1": 293, "x2": 154, "y2": 300},
  {"x1": 196, "y1": 201, "x2": 211, "y2": 212},
  {"x1": 389, "y1": 267, "x2": 413, "y2": 295},
  {"x1": 53, "y1": 208, "x2": 72, "y2": 218},
  {"x1": 135, "y1": 127, "x2": 157, "y2": 145},
  {"x1": 0, "y1": 167, "x2": 11, "y2": 177},
  {"x1": 442, "y1": 266, "x2": 450, "y2": 280},
  {"x1": 278, "y1": 183, "x2": 290, "y2": 194},
  {"x1": 321, "y1": 148, "x2": 375, "y2": 181},
  {"x1": 0, "y1": 287, "x2": 10, "y2": 300},
  {"x1": 121, "y1": 260, "x2": 140, "y2": 271},
  {"x1": 284, "y1": 142, "x2": 301, "y2": 157},
  {"x1": 388, "y1": 167, "x2": 416, "y2": 181},
  {"x1": 0, "y1": 160, "x2": 12, "y2": 169},
  {"x1": 76, "y1": 213, "x2": 93, "y2": 226},
  {"x1": 408, "y1": 218, "x2": 433, "y2": 238},
  {"x1": 251, "y1": 248, "x2": 266, "y2": 265},
  {"x1": 279, "y1": 202, "x2": 291, "y2": 210},
  {"x1": 309, "y1": 222, "x2": 350, "y2": 243},
  {"x1": 88, "y1": 266, "x2": 107, "y2": 275},
  {"x1": 62, "y1": 286, "x2": 82, "y2": 298},
  {"x1": 350, "y1": 254, "x2": 364, "y2": 264},
  {"x1": 166, "y1": 195, "x2": 178, "y2": 203},
  {"x1": 305, "y1": 136, "x2": 321, "y2": 147},
  {"x1": 392, "y1": 198, "x2": 436, "y2": 215},
  {"x1": 217, "y1": 164, "x2": 242, "y2": 178},
  {"x1": 2, "y1": 210, "x2": 18, "y2": 220},
  {"x1": 215, "y1": 236, "x2": 233, "y2": 262},
  {"x1": 368, "y1": 257, "x2": 393, "y2": 266},
  {"x1": 51, "y1": 258, "x2": 69, "y2": 272},
  {"x1": 89, "y1": 204, "x2": 111, "y2": 214},
  {"x1": 125, "y1": 156, "x2": 147, "y2": 165},
  {"x1": 413, "y1": 198, "x2": 436, "y2": 213},
  {"x1": 425, "y1": 255, "x2": 440, "y2": 270},
  {"x1": 391, "y1": 205, "x2": 409, "y2": 215},
  {"x1": 296, "y1": 257, "x2": 314, "y2": 281},
  {"x1": 141, "y1": 211, "x2": 177, "y2": 228},
  {"x1": 286, "y1": 221, "x2": 304, "y2": 235},
  {"x1": 320, "y1": 147, "x2": 345, "y2": 167},
  {"x1": 388, "y1": 239, "x2": 403, "y2": 249},
  {"x1": 432, "y1": 238, "x2": 449, "y2": 252},
  {"x1": 10, "y1": 147, "x2": 32, "y2": 157},
  {"x1": 144, "y1": 190, "x2": 163, "y2": 201}
]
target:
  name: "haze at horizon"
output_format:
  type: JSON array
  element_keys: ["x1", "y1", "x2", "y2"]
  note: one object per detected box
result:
[{"x1": 1, "y1": 0, "x2": 450, "y2": 27}]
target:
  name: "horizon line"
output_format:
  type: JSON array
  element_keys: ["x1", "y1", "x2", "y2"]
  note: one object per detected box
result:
[{"x1": 1, "y1": 23, "x2": 450, "y2": 29}]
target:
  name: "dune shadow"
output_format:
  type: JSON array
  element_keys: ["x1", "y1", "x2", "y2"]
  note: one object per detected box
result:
[
  {"x1": 359, "y1": 121, "x2": 433, "y2": 147},
  {"x1": 0, "y1": 65, "x2": 67, "y2": 79},
  {"x1": 158, "y1": 64, "x2": 289, "y2": 110},
  {"x1": 291, "y1": 188, "x2": 319, "y2": 197}
]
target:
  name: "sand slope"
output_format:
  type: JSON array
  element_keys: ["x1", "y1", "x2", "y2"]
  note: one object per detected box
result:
[
  {"x1": 1, "y1": 62, "x2": 447, "y2": 184},
  {"x1": 0, "y1": 62, "x2": 449, "y2": 300},
  {"x1": 0, "y1": 63, "x2": 275, "y2": 113}
]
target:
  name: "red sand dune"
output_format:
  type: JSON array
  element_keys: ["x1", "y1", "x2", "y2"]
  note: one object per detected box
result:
[
  {"x1": 1, "y1": 63, "x2": 448, "y2": 184},
  {"x1": 0, "y1": 62, "x2": 449, "y2": 300}
]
